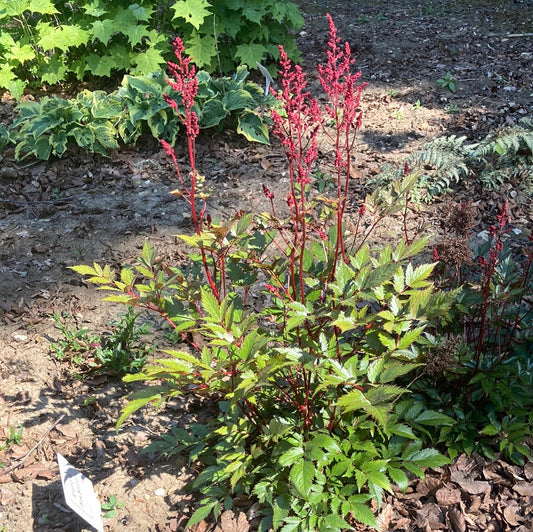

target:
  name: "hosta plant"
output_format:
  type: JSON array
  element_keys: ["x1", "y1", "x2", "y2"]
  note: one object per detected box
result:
[
  {"x1": 5, "y1": 67, "x2": 274, "y2": 160},
  {"x1": 73, "y1": 17, "x2": 453, "y2": 530}
]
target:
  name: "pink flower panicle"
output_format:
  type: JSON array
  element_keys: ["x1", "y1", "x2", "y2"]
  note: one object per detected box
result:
[
  {"x1": 316, "y1": 14, "x2": 366, "y2": 135},
  {"x1": 433, "y1": 248, "x2": 440, "y2": 262},
  {"x1": 164, "y1": 37, "x2": 199, "y2": 138},
  {"x1": 270, "y1": 46, "x2": 322, "y2": 185}
]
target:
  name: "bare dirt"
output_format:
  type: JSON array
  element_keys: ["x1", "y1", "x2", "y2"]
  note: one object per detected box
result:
[{"x1": 1, "y1": 0, "x2": 532, "y2": 530}]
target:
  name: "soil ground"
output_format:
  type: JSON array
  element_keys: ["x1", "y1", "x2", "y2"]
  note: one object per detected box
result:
[{"x1": 1, "y1": 0, "x2": 532, "y2": 530}]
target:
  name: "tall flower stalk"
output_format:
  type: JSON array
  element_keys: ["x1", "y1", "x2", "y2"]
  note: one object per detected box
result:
[
  {"x1": 270, "y1": 13, "x2": 366, "y2": 300},
  {"x1": 161, "y1": 37, "x2": 220, "y2": 301}
]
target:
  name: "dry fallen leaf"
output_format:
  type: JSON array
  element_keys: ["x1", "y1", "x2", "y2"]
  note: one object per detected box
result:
[
  {"x1": 376, "y1": 503, "x2": 394, "y2": 531},
  {"x1": 447, "y1": 507, "x2": 466, "y2": 532},
  {"x1": 513, "y1": 481, "x2": 533, "y2": 497},
  {"x1": 456, "y1": 478, "x2": 491, "y2": 495},
  {"x1": 503, "y1": 504, "x2": 523, "y2": 526},
  {"x1": 435, "y1": 485, "x2": 462, "y2": 506}
]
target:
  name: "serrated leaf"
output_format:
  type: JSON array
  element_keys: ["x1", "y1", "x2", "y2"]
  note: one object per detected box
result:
[
  {"x1": 86, "y1": 54, "x2": 116, "y2": 77},
  {"x1": 172, "y1": 0, "x2": 211, "y2": 30},
  {"x1": 234, "y1": 43, "x2": 268, "y2": 68},
  {"x1": 185, "y1": 31, "x2": 217, "y2": 68},
  {"x1": 39, "y1": 55, "x2": 68, "y2": 84},
  {"x1": 350, "y1": 503, "x2": 377, "y2": 528},
  {"x1": 186, "y1": 499, "x2": 218, "y2": 529},
  {"x1": 309, "y1": 433, "x2": 341, "y2": 453},
  {"x1": 290, "y1": 459, "x2": 314, "y2": 497},
  {"x1": 480, "y1": 424, "x2": 499, "y2": 436},
  {"x1": 366, "y1": 358, "x2": 384, "y2": 384},
  {"x1": 379, "y1": 361, "x2": 420, "y2": 383},
  {"x1": 4, "y1": 40, "x2": 35, "y2": 63},
  {"x1": 389, "y1": 422, "x2": 416, "y2": 439},
  {"x1": 116, "y1": 386, "x2": 168, "y2": 429},
  {"x1": 406, "y1": 448, "x2": 451, "y2": 468},
  {"x1": 131, "y1": 47, "x2": 166, "y2": 75},
  {"x1": 3, "y1": 0, "x2": 29, "y2": 17},
  {"x1": 337, "y1": 389, "x2": 371, "y2": 413},
  {"x1": 321, "y1": 513, "x2": 351, "y2": 529},
  {"x1": 38, "y1": 24, "x2": 90, "y2": 50},
  {"x1": 387, "y1": 466, "x2": 409, "y2": 491},
  {"x1": 29, "y1": 0, "x2": 58, "y2": 14},
  {"x1": 414, "y1": 410, "x2": 455, "y2": 427},
  {"x1": 366, "y1": 469, "x2": 392, "y2": 492},
  {"x1": 201, "y1": 289, "x2": 221, "y2": 320},
  {"x1": 126, "y1": 23, "x2": 150, "y2": 47},
  {"x1": 278, "y1": 446, "x2": 303, "y2": 467},
  {"x1": 396, "y1": 326, "x2": 425, "y2": 350},
  {"x1": 406, "y1": 262, "x2": 436, "y2": 287},
  {"x1": 129, "y1": 3, "x2": 153, "y2": 21}
]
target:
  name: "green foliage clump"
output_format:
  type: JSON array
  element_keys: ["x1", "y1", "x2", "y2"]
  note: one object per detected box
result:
[
  {"x1": 367, "y1": 117, "x2": 533, "y2": 201},
  {"x1": 4, "y1": 67, "x2": 274, "y2": 160},
  {"x1": 0, "y1": 0, "x2": 303, "y2": 99},
  {"x1": 71, "y1": 21, "x2": 456, "y2": 529},
  {"x1": 419, "y1": 201, "x2": 533, "y2": 464},
  {"x1": 51, "y1": 308, "x2": 152, "y2": 376},
  {"x1": 170, "y1": 0, "x2": 303, "y2": 72}
]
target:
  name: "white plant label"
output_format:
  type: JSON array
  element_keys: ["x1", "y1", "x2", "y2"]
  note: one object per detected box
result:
[{"x1": 57, "y1": 453, "x2": 104, "y2": 532}]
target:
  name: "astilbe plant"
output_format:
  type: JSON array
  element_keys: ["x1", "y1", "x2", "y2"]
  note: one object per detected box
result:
[
  {"x1": 417, "y1": 202, "x2": 533, "y2": 463},
  {"x1": 72, "y1": 17, "x2": 455, "y2": 531}
]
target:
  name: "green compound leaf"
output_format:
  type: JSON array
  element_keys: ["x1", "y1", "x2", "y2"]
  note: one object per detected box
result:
[
  {"x1": 350, "y1": 503, "x2": 377, "y2": 528},
  {"x1": 172, "y1": 0, "x2": 211, "y2": 30},
  {"x1": 289, "y1": 459, "x2": 314, "y2": 498}
]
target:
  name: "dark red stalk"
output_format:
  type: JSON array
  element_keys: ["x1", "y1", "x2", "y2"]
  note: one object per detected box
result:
[{"x1": 162, "y1": 37, "x2": 220, "y2": 301}]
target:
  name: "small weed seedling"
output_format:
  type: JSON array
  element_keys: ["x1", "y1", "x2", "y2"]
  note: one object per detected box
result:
[
  {"x1": 445, "y1": 103, "x2": 460, "y2": 114},
  {"x1": 437, "y1": 71, "x2": 457, "y2": 93},
  {"x1": 51, "y1": 308, "x2": 151, "y2": 376},
  {"x1": 0, "y1": 425, "x2": 23, "y2": 451},
  {"x1": 0, "y1": 424, "x2": 23, "y2": 467},
  {"x1": 101, "y1": 494, "x2": 125, "y2": 519}
]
